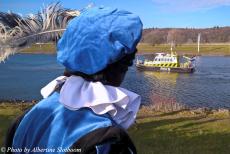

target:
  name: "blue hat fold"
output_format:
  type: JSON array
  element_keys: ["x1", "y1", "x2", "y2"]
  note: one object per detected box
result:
[{"x1": 57, "y1": 7, "x2": 143, "y2": 75}]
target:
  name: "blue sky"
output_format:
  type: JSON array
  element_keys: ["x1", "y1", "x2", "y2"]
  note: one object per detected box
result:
[{"x1": 0, "y1": 0, "x2": 230, "y2": 28}]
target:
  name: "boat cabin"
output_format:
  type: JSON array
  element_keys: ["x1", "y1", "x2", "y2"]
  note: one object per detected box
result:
[{"x1": 143, "y1": 53, "x2": 180, "y2": 67}]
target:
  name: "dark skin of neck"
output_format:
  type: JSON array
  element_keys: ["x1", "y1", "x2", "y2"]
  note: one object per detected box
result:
[
  {"x1": 64, "y1": 51, "x2": 136, "y2": 87},
  {"x1": 105, "y1": 51, "x2": 136, "y2": 86},
  {"x1": 104, "y1": 63, "x2": 128, "y2": 87}
]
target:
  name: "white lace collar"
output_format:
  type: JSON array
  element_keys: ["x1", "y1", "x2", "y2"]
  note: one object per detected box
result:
[{"x1": 41, "y1": 76, "x2": 141, "y2": 129}]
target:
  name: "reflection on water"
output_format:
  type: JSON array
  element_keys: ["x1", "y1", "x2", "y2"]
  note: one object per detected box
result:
[
  {"x1": 0, "y1": 54, "x2": 230, "y2": 108},
  {"x1": 123, "y1": 56, "x2": 230, "y2": 108},
  {"x1": 142, "y1": 72, "x2": 179, "y2": 105}
]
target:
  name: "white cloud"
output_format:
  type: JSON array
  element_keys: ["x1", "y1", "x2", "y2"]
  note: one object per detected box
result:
[{"x1": 152, "y1": 0, "x2": 230, "y2": 12}]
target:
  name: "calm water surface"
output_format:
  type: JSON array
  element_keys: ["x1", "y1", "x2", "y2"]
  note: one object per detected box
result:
[{"x1": 0, "y1": 54, "x2": 230, "y2": 108}]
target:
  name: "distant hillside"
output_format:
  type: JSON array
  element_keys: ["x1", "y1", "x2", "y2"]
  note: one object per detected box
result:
[{"x1": 141, "y1": 27, "x2": 230, "y2": 45}]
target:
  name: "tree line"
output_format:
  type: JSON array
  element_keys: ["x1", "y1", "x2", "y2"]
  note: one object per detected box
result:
[{"x1": 141, "y1": 27, "x2": 230, "y2": 45}]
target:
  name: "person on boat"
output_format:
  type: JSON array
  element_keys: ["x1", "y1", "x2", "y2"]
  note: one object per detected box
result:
[{"x1": 5, "y1": 7, "x2": 142, "y2": 154}]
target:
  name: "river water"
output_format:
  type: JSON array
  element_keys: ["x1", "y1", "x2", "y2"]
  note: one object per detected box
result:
[{"x1": 0, "y1": 54, "x2": 230, "y2": 108}]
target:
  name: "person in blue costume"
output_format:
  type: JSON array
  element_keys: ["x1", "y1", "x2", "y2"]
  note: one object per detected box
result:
[{"x1": 5, "y1": 7, "x2": 142, "y2": 154}]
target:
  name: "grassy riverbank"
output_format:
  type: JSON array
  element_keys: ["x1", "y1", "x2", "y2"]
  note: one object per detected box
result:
[
  {"x1": 0, "y1": 103, "x2": 230, "y2": 154},
  {"x1": 137, "y1": 43, "x2": 230, "y2": 56},
  {"x1": 0, "y1": 102, "x2": 34, "y2": 148},
  {"x1": 21, "y1": 44, "x2": 56, "y2": 54},
  {"x1": 130, "y1": 106, "x2": 230, "y2": 154},
  {"x1": 20, "y1": 43, "x2": 230, "y2": 56}
]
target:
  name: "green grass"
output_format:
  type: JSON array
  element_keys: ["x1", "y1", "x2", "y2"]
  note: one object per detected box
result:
[
  {"x1": 20, "y1": 43, "x2": 230, "y2": 56},
  {"x1": 137, "y1": 43, "x2": 230, "y2": 56},
  {"x1": 0, "y1": 103, "x2": 33, "y2": 147},
  {"x1": 21, "y1": 43, "x2": 56, "y2": 53},
  {"x1": 0, "y1": 103, "x2": 230, "y2": 154},
  {"x1": 129, "y1": 108, "x2": 230, "y2": 154}
]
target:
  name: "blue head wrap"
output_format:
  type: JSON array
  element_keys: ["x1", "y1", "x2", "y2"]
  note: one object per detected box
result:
[{"x1": 57, "y1": 7, "x2": 143, "y2": 75}]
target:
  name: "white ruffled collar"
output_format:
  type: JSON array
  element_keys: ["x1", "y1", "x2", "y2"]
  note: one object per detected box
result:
[{"x1": 41, "y1": 75, "x2": 141, "y2": 129}]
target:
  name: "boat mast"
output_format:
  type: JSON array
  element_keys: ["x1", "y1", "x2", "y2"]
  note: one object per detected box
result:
[{"x1": 170, "y1": 41, "x2": 174, "y2": 55}]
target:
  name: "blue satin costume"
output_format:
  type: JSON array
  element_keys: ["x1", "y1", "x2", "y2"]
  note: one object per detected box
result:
[{"x1": 12, "y1": 92, "x2": 113, "y2": 153}]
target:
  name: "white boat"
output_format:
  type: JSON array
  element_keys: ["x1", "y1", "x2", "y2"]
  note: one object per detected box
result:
[{"x1": 136, "y1": 52, "x2": 196, "y2": 73}]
